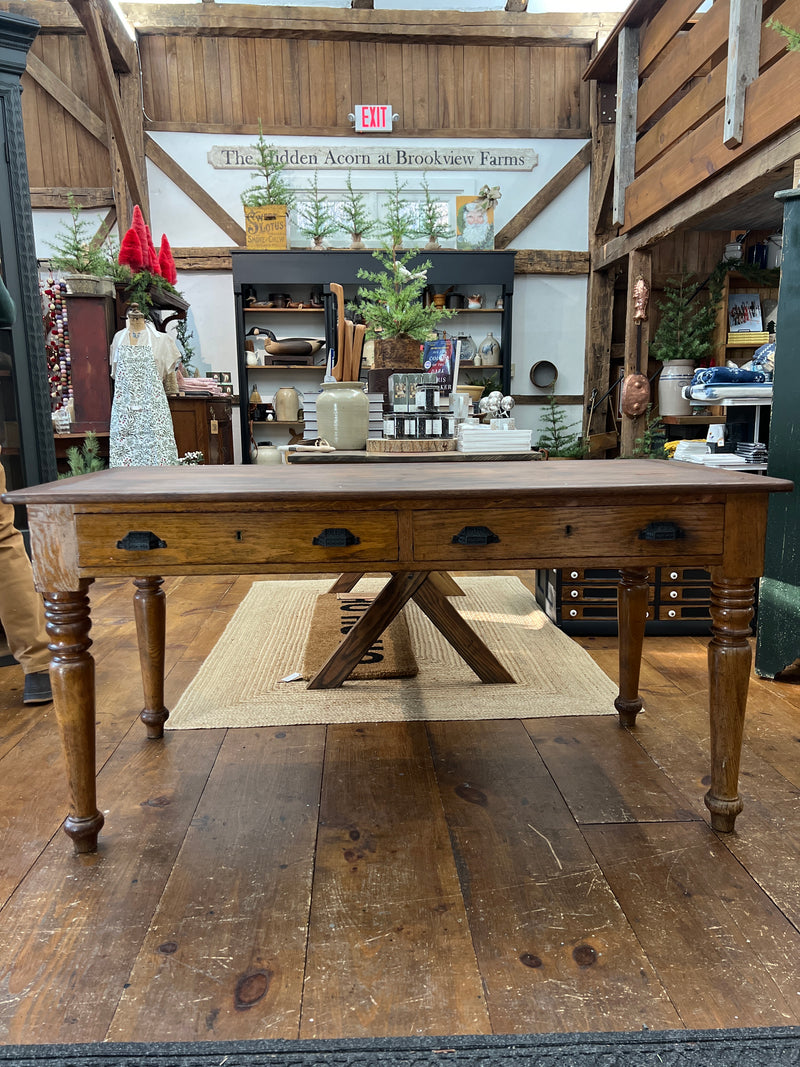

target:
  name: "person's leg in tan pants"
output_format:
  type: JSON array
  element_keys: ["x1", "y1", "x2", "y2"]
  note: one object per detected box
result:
[{"x1": 0, "y1": 457, "x2": 52, "y2": 704}]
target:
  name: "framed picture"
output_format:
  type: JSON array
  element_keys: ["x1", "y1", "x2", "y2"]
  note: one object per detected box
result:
[
  {"x1": 456, "y1": 196, "x2": 495, "y2": 251},
  {"x1": 728, "y1": 293, "x2": 763, "y2": 332}
]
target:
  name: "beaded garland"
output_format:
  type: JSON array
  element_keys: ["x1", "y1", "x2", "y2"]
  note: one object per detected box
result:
[{"x1": 41, "y1": 277, "x2": 72, "y2": 410}]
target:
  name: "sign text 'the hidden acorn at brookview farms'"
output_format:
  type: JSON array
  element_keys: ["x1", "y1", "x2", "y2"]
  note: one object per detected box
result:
[{"x1": 208, "y1": 145, "x2": 539, "y2": 172}]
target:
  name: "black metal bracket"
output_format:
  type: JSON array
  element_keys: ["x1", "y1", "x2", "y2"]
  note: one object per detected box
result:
[
  {"x1": 312, "y1": 528, "x2": 360, "y2": 548},
  {"x1": 452, "y1": 526, "x2": 500, "y2": 546},
  {"x1": 638, "y1": 521, "x2": 685, "y2": 541},
  {"x1": 116, "y1": 531, "x2": 167, "y2": 551}
]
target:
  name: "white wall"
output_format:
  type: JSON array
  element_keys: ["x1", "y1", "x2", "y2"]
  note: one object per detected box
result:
[{"x1": 33, "y1": 132, "x2": 591, "y2": 455}]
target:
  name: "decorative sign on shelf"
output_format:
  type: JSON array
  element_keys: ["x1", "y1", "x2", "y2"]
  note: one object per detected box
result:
[{"x1": 208, "y1": 145, "x2": 538, "y2": 173}]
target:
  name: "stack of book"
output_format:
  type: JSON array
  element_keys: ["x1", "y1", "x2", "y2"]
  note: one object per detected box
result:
[{"x1": 726, "y1": 331, "x2": 770, "y2": 346}]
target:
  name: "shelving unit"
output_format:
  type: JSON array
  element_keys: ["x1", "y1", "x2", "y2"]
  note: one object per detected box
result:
[{"x1": 231, "y1": 249, "x2": 516, "y2": 461}]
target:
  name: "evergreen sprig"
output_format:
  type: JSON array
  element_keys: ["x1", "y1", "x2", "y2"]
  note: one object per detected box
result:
[
  {"x1": 59, "y1": 432, "x2": 106, "y2": 478},
  {"x1": 767, "y1": 16, "x2": 800, "y2": 50},
  {"x1": 354, "y1": 247, "x2": 455, "y2": 341}
]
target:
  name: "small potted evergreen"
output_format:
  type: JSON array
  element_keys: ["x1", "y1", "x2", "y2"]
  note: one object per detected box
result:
[
  {"x1": 354, "y1": 246, "x2": 456, "y2": 368},
  {"x1": 47, "y1": 195, "x2": 115, "y2": 297},
  {"x1": 535, "y1": 393, "x2": 587, "y2": 458},
  {"x1": 650, "y1": 270, "x2": 723, "y2": 417},
  {"x1": 297, "y1": 172, "x2": 339, "y2": 250},
  {"x1": 241, "y1": 124, "x2": 296, "y2": 249},
  {"x1": 340, "y1": 171, "x2": 375, "y2": 250},
  {"x1": 414, "y1": 175, "x2": 455, "y2": 251}
]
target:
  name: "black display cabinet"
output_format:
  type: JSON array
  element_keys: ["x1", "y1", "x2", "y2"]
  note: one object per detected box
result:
[{"x1": 0, "y1": 11, "x2": 57, "y2": 506}]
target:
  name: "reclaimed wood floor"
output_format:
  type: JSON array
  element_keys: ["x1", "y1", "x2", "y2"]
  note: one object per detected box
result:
[{"x1": 0, "y1": 572, "x2": 798, "y2": 1045}]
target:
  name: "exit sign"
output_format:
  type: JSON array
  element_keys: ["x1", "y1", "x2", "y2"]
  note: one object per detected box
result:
[{"x1": 353, "y1": 104, "x2": 394, "y2": 133}]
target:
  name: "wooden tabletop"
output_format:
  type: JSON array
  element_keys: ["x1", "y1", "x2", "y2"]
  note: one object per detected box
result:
[{"x1": 4, "y1": 460, "x2": 793, "y2": 507}]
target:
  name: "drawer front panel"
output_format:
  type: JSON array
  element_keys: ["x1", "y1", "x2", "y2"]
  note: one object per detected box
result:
[
  {"x1": 563, "y1": 566, "x2": 657, "y2": 583},
  {"x1": 412, "y1": 506, "x2": 724, "y2": 563},
  {"x1": 76, "y1": 511, "x2": 399, "y2": 568}
]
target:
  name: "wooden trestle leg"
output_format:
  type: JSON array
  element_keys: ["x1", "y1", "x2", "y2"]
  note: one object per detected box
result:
[
  {"x1": 615, "y1": 566, "x2": 649, "y2": 727},
  {"x1": 43, "y1": 585, "x2": 104, "y2": 854},
  {"x1": 704, "y1": 576, "x2": 755, "y2": 832},
  {"x1": 133, "y1": 576, "x2": 169, "y2": 738}
]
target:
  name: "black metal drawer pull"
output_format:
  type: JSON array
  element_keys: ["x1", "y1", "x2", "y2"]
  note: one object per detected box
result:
[
  {"x1": 116, "y1": 531, "x2": 167, "y2": 551},
  {"x1": 312, "y1": 528, "x2": 360, "y2": 548},
  {"x1": 638, "y1": 521, "x2": 685, "y2": 541},
  {"x1": 452, "y1": 525, "x2": 500, "y2": 546}
]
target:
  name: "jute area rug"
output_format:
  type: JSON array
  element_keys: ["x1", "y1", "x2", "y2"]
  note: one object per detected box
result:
[{"x1": 167, "y1": 576, "x2": 618, "y2": 730}]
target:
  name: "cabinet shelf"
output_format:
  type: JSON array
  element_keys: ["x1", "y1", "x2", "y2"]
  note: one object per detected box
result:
[{"x1": 233, "y1": 249, "x2": 516, "y2": 462}]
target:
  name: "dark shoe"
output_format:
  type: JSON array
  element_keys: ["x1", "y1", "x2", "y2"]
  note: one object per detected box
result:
[{"x1": 23, "y1": 671, "x2": 53, "y2": 705}]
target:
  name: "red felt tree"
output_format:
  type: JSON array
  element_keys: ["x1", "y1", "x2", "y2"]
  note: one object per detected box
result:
[
  {"x1": 118, "y1": 228, "x2": 145, "y2": 273},
  {"x1": 144, "y1": 223, "x2": 161, "y2": 275},
  {"x1": 158, "y1": 234, "x2": 178, "y2": 285},
  {"x1": 131, "y1": 205, "x2": 149, "y2": 263}
]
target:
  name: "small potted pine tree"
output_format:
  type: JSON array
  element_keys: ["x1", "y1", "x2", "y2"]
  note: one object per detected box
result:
[
  {"x1": 354, "y1": 246, "x2": 456, "y2": 368},
  {"x1": 241, "y1": 124, "x2": 296, "y2": 249},
  {"x1": 297, "y1": 172, "x2": 340, "y2": 250},
  {"x1": 650, "y1": 270, "x2": 723, "y2": 417},
  {"x1": 47, "y1": 195, "x2": 115, "y2": 297},
  {"x1": 414, "y1": 175, "x2": 455, "y2": 251},
  {"x1": 340, "y1": 171, "x2": 375, "y2": 250}
]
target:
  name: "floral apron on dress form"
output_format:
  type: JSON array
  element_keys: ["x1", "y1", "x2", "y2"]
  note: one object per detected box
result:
[{"x1": 109, "y1": 337, "x2": 178, "y2": 467}]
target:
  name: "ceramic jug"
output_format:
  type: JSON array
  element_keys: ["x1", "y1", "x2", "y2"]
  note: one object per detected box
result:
[
  {"x1": 316, "y1": 381, "x2": 369, "y2": 450},
  {"x1": 274, "y1": 386, "x2": 301, "y2": 422},
  {"x1": 477, "y1": 331, "x2": 500, "y2": 364}
]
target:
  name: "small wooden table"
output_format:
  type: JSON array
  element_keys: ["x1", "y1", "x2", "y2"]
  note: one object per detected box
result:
[{"x1": 5, "y1": 460, "x2": 792, "y2": 853}]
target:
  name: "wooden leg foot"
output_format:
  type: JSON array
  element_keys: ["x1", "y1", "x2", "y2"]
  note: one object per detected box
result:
[
  {"x1": 44, "y1": 585, "x2": 105, "y2": 855},
  {"x1": 615, "y1": 567, "x2": 649, "y2": 727},
  {"x1": 704, "y1": 576, "x2": 755, "y2": 833},
  {"x1": 133, "y1": 577, "x2": 169, "y2": 739}
]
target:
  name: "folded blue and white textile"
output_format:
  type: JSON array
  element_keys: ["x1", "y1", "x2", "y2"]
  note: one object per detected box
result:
[
  {"x1": 683, "y1": 382, "x2": 773, "y2": 401},
  {"x1": 692, "y1": 366, "x2": 766, "y2": 384}
]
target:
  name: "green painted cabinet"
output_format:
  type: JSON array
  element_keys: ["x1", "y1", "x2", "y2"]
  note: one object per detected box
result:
[{"x1": 755, "y1": 188, "x2": 800, "y2": 677}]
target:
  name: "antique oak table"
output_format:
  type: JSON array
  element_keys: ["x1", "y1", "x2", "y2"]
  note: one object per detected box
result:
[{"x1": 5, "y1": 459, "x2": 792, "y2": 854}]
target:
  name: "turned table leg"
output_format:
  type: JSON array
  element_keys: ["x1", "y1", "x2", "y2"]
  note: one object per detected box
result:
[
  {"x1": 615, "y1": 567, "x2": 650, "y2": 727},
  {"x1": 704, "y1": 576, "x2": 755, "y2": 832},
  {"x1": 44, "y1": 586, "x2": 104, "y2": 854},
  {"x1": 133, "y1": 576, "x2": 169, "y2": 738}
]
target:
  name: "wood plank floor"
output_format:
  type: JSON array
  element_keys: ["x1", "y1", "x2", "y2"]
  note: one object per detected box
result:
[{"x1": 0, "y1": 572, "x2": 798, "y2": 1045}]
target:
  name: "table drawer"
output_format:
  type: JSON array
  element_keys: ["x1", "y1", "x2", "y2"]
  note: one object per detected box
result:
[
  {"x1": 412, "y1": 505, "x2": 724, "y2": 563},
  {"x1": 76, "y1": 511, "x2": 399, "y2": 568}
]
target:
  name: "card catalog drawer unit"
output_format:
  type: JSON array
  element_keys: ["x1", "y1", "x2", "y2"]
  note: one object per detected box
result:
[
  {"x1": 76, "y1": 511, "x2": 399, "y2": 570},
  {"x1": 413, "y1": 506, "x2": 724, "y2": 564},
  {"x1": 536, "y1": 567, "x2": 715, "y2": 635}
]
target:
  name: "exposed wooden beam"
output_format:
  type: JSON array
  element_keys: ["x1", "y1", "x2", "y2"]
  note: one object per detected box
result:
[
  {"x1": 29, "y1": 188, "x2": 115, "y2": 209},
  {"x1": 594, "y1": 125, "x2": 800, "y2": 268},
  {"x1": 25, "y1": 52, "x2": 107, "y2": 145},
  {"x1": 92, "y1": 206, "x2": 117, "y2": 247},
  {"x1": 117, "y1": 4, "x2": 617, "y2": 45},
  {"x1": 495, "y1": 141, "x2": 592, "y2": 249},
  {"x1": 171, "y1": 247, "x2": 234, "y2": 271},
  {"x1": 67, "y1": 0, "x2": 148, "y2": 213},
  {"x1": 93, "y1": 0, "x2": 137, "y2": 73},
  {"x1": 513, "y1": 250, "x2": 589, "y2": 274},
  {"x1": 724, "y1": 0, "x2": 762, "y2": 148},
  {"x1": 613, "y1": 25, "x2": 638, "y2": 227},
  {"x1": 145, "y1": 121, "x2": 589, "y2": 141},
  {"x1": 145, "y1": 135, "x2": 247, "y2": 247}
]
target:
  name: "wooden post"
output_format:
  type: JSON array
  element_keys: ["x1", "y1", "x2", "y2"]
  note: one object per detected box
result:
[
  {"x1": 620, "y1": 248, "x2": 651, "y2": 458},
  {"x1": 613, "y1": 25, "x2": 639, "y2": 227}
]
